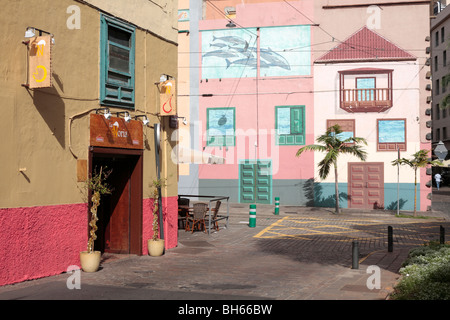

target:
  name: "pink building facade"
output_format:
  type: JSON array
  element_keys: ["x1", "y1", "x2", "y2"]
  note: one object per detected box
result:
[{"x1": 179, "y1": 0, "x2": 432, "y2": 211}]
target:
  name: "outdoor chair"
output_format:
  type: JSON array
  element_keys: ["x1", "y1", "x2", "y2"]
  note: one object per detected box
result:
[
  {"x1": 178, "y1": 198, "x2": 190, "y2": 229},
  {"x1": 205, "y1": 200, "x2": 221, "y2": 232},
  {"x1": 186, "y1": 202, "x2": 208, "y2": 233}
]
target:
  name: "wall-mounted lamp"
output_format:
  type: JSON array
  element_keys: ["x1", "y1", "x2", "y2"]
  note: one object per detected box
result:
[
  {"x1": 134, "y1": 115, "x2": 150, "y2": 126},
  {"x1": 226, "y1": 20, "x2": 236, "y2": 28},
  {"x1": 24, "y1": 26, "x2": 55, "y2": 44},
  {"x1": 117, "y1": 111, "x2": 131, "y2": 123},
  {"x1": 96, "y1": 108, "x2": 111, "y2": 119},
  {"x1": 24, "y1": 27, "x2": 35, "y2": 38},
  {"x1": 169, "y1": 115, "x2": 187, "y2": 128}
]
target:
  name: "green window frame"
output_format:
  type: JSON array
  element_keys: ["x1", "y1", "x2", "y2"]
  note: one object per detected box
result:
[
  {"x1": 275, "y1": 105, "x2": 305, "y2": 145},
  {"x1": 206, "y1": 107, "x2": 236, "y2": 146},
  {"x1": 100, "y1": 14, "x2": 135, "y2": 109}
]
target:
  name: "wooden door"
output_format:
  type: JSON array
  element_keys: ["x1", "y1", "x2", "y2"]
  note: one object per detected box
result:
[
  {"x1": 105, "y1": 158, "x2": 131, "y2": 253},
  {"x1": 90, "y1": 147, "x2": 143, "y2": 255},
  {"x1": 348, "y1": 162, "x2": 384, "y2": 209}
]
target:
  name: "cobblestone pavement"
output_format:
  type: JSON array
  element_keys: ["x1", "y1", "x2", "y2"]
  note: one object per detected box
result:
[{"x1": 0, "y1": 203, "x2": 449, "y2": 303}]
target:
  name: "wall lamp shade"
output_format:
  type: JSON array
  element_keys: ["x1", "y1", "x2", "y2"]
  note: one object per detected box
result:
[
  {"x1": 24, "y1": 27, "x2": 35, "y2": 38},
  {"x1": 134, "y1": 115, "x2": 150, "y2": 126},
  {"x1": 226, "y1": 20, "x2": 236, "y2": 28},
  {"x1": 117, "y1": 111, "x2": 131, "y2": 122},
  {"x1": 96, "y1": 108, "x2": 111, "y2": 119}
]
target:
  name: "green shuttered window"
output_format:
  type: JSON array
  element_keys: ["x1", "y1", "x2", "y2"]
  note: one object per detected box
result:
[
  {"x1": 100, "y1": 15, "x2": 135, "y2": 109},
  {"x1": 275, "y1": 106, "x2": 305, "y2": 145}
]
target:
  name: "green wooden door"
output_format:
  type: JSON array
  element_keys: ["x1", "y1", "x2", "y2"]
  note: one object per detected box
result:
[{"x1": 239, "y1": 160, "x2": 272, "y2": 204}]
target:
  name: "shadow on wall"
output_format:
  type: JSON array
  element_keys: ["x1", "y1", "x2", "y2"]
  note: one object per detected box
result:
[
  {"x1": 25, "y1": 72, "x2": 66, "y2": 148},
  {"x1": 303, "y1": 178, "x2": 348, "y2": 208}
]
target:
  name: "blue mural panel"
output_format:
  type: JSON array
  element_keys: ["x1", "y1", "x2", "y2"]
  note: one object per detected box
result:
[
  {"x1": 201, "y1": 28, "x2": 257, "y2": 79},
  {"x1": 259, "y1": 25, "x2": 311, "y2": 77},
  {"x1": 378, "y1": 120, "x2": 406, "y2": 143}
]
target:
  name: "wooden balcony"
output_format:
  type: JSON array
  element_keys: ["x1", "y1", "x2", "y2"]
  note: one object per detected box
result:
[
  {"x1": 338, "y1": 68, "x2": 393, "y2": 113},
  {"x1": 340, "y1": 88, "x2": 392, "y2": 113}
]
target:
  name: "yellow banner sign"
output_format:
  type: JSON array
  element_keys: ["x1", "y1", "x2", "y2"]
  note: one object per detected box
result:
[
  {"x1": 159, "y1": 80, "x2": 176, "y2": 116},
  {"x1": 28, "y1": 35, "x2": 52, "y2": 88}
]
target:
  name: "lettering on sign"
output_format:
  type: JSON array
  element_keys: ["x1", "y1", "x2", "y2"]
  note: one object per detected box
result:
[
  {"x1": 159, "y1": 80, "x2": 177, "y2": 116},
  {"x1": 28, "y1": 35, "x2": 52, "y2": 88},
  {"x1": 90, "y1": 114, "x2": 143, "y2": 150}
]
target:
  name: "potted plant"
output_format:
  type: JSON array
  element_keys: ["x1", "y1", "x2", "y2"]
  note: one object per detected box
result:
[
  {"x1": 148, "y1": 179, "x2": 165, "y2": 256},
  {"x1": 80, "y1": 166, "x2": 112, "y2": 272}
]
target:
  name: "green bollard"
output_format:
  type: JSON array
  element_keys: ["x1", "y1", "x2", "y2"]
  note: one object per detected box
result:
[
  {"x1": 274, "y1": 197, "x2": 280, "y2": 215},
  {"x1": 249, "y1": 204, "x2": 256, "y2": 228}
]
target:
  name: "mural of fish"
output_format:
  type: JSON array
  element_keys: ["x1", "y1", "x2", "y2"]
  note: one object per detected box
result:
[{"x1": 260, "y1": 47, "x2": 291, "y2": 70}]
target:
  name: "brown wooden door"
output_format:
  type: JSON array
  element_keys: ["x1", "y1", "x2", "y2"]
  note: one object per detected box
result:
[
  {"x1": 348, "y1": 162, "x2": 384, "y2": 209},
  {"x1": 105, "y1": 158, "x2": 131, "y2": 253},
  {"x1": 90, "y1": 147, "x2": 143, "y2": 255}
]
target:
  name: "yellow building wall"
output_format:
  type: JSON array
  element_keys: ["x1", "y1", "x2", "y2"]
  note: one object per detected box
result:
[{"x1": 0, "y1": 0, "x2": 178, "y2": 208}]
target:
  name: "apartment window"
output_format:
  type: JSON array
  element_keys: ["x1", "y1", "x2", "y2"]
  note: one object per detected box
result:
[
  {"x1": 100, "y1": 14, "x2": 136, "y2": 109},
  {"x1": 437, "y1": 79, "x2": 440, "y2": 95},
  {"x1": 442, "y1": 27, "x2": 445, "y2": 44},
  {"x1": 437, "y1": 103, "x2": 441, "y2": 120},
  {"x1": 206, "y1": 107, "x2": 236, "y2": 146},
  {"x1": 443, "y1": 76, "x2": 447, "y2": 93},
  {"x1": 275, "y1": 106, "x2": 305, "y2": 145},
  {"x1": 444, "y1": 107, "x2": 447, "y2": 118},
  {"x1": 444, "y1": 50, "x2": 447, "y2": 67},
  {"x1": 377, "y1": 119, "x2": 406, "y2": 151},
  {"x1": 435, "y1": 56, "x2": 439, "y2": 72},
  {"x1": 437, "y1": 128, "x2": 441, "y2": 141},
  {"x1": 436, "y1": 31, "x2": 440, "y2": 47},
  {"x1": 326, "y1": 119, "x2": 355, "y2": 143}
]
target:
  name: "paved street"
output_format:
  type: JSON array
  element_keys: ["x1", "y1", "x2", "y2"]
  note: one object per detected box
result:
[{"x1": 0, "y1": 197, "x2": 449, "y2": 306}]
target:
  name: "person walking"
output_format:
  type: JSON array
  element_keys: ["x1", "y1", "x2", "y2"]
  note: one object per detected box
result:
[{"x1": 435, "y1": 172, "x2": 442, "y2": 190}]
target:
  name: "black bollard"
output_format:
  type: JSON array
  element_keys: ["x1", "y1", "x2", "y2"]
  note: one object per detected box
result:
[
  {"x1": 388, "y1": 226, "x2": 393, "y2": 252},
  {"x1": 352, "y1": 240, "x2": 359, "y2": 269},
  {"x1": 440, "y1": 225, "x2": 446, "y2": 245}
]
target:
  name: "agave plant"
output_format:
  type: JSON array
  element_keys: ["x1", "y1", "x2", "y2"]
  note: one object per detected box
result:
[
  {"x1": 86, "y1": 166, "x2": 112, "y2": 253},
  {"x1": 151, "y1": 179, "x2": 166, "y2": 241}
]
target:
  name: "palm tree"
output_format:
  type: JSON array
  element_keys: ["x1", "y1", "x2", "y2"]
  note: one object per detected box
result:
[
  {"x1": 391, "y1": 149, "x2": 442, "y2": 216},
  {"x1": 296, "y1": 124, "x2": 367, "y2": 214}
]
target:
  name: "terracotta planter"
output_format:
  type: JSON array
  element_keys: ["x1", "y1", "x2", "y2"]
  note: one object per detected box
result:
[
  {"x1": 80, "y1": 251, "x2": 101, "y2": 272},
  {"x1": 148, "y1": 239, "x2": 165, "y2": 256}
]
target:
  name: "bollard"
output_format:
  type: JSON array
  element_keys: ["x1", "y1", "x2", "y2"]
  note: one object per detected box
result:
[
  {"x1": 352, "y1": 240, "x2": 359, "y2": 269},
  {"x1": 440, "y1": 225, "x2": 446, "y2": 245},
  {"x1": 388, "y1": 226, "x2": 393, "y2": 252},
  {"x1": 274, "y1": 197, "x2": 280, "y2": 215},
  {"x1": 249, "y1": 204, "x2": 256, "y2": 228}
]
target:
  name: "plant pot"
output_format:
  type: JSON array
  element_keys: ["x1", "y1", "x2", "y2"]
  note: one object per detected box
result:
[
  {"x1": 80, "y1": 251, "x2": 101, "y2": 272},
  {"x1": 148, "y1": 239, "x2": 165, "y2": 256}
]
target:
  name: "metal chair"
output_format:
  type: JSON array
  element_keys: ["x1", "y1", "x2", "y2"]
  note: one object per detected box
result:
[
  {"x1": 205, "y1": 200, "x2": 221, "y2": 232},
  {"x1": 186, "y1": 202, "x2": 208, "y2": 233}
]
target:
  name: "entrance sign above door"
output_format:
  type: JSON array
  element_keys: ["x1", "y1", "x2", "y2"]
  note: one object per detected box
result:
[{"x1": 90, "y1": 114, "x2": 143, "y2": 149}]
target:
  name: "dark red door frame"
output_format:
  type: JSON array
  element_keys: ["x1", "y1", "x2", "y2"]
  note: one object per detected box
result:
[{"x1": 88, "y1": 146, "x2": 143, "y2": 255}]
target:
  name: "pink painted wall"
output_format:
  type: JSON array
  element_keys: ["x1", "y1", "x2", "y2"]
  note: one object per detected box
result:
[
  {"x1": 0, "y1": 203, "x2": 87, "y2": 286},
  {"x1": 142, "y1": 196, "x2": 178, "y2": 255},
  {"x1": 0, "y1": 196, "x2": 178, "y2": 286}
]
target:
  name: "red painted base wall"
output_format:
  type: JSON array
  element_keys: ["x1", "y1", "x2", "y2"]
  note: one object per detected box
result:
[
  {"x1": 0, "y1": 196, "x2": 178, "y2": 286},
  {"x1": 0, "y1": 203, "x2": 88, "y2": 286}
]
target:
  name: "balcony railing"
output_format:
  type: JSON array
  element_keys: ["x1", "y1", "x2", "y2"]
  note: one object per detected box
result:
[{"x1": 340, "y1": 88, "x2": 392, "y2": 113}]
